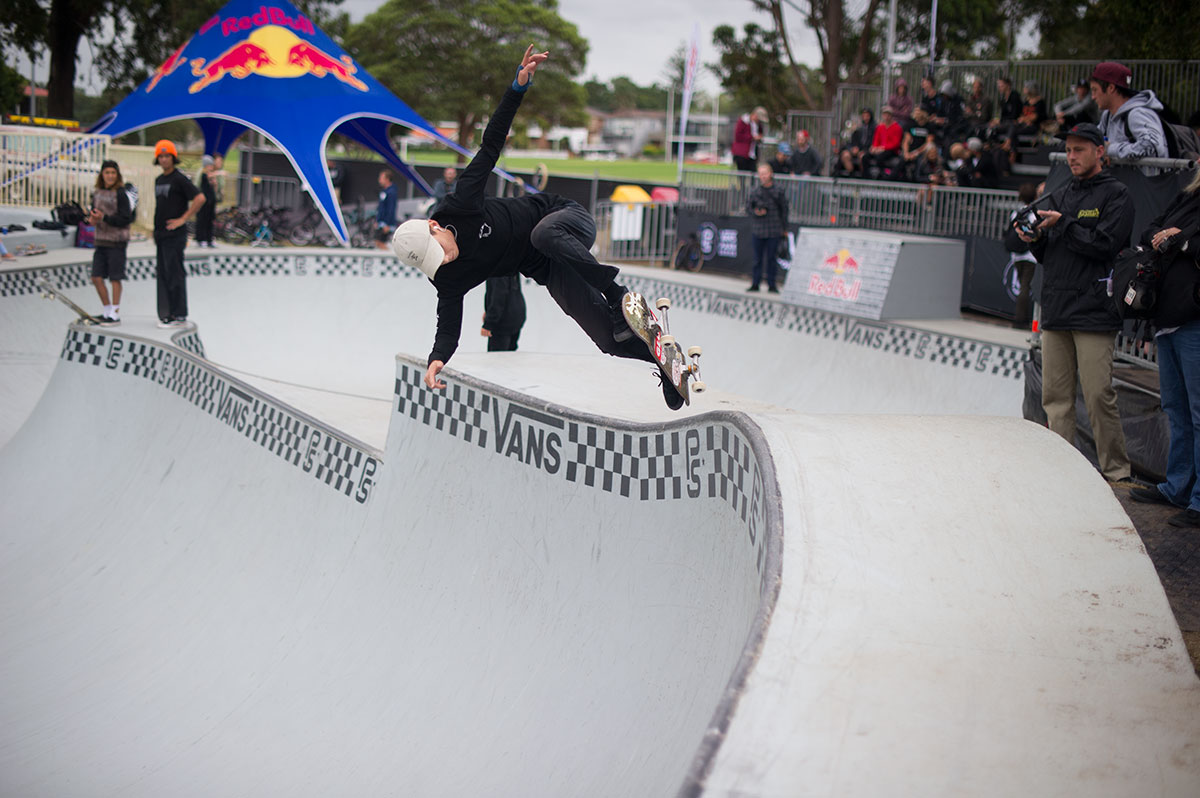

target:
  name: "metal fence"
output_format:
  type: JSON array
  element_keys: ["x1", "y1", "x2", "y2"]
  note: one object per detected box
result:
[
  {"x1": 592, "y1": 200, "x2": 678, "y2": 265},
  {"x1": 679, "y1": 167, "x2": 1022, "y2": 241},
  {"x1": 234, "y1": 173, "x2": 302, "y2": 210},
  {"x1": 0, "y1": 125, "x2": 110, "y2": 209},
  {"x1": 893, "y1": 60, "x2": 1200, "y2": 119}
]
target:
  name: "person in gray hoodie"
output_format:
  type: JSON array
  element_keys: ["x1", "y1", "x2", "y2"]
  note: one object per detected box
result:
[{"x1": 1089, "y1": 61, "x2": 1168, "y2": 160}]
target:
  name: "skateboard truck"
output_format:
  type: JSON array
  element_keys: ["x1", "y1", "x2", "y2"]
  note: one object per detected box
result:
[{"x1": 654, "y1": 296, "x2": 705, "y2": 393}]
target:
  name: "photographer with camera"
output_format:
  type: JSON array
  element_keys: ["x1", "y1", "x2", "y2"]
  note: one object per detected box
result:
[
  {"x1": 1016, "y1": 123, "x2": 1135, "y2": 483},
  {"x1": 1127, "y1": 169, "x2": 1200, "y2": 525}
]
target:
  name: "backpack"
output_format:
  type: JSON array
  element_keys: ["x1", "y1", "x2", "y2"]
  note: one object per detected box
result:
[
  {"x1": 52, "y1": 200, "x2": 86, "y2": 226},
  {"x1": 1123, "y1": 111, "x2": 1200, "y2": 161}
]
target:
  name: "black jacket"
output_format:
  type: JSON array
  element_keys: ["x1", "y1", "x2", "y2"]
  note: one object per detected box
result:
[
  {"x1": 1138, "y1": 187, "x2": 1200, "y2": 328},
  {"x1": 428, "y1": 86, "x2": 563, "y2": 365},
  {"x1": 1030, "y1": 170, "x2": 1133, "y2": 331},
  {"x1": 483, "y1": 275, "x2": 527, "y2": 335}
]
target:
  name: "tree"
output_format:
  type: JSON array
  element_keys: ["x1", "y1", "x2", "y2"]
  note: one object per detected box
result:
[
  {"x1": 0, "y1": 0, "x2": 344, "y2": 120},
  {"x1": 709, "y1": 23, "x2": 817, "y2": 118},
  {"x1": 0, "y1": 63, "x2": 29, "y2": 114},
  {"x1": 1028, "y1": 0, "x2": 1200, "y2": 60},
  {"x1": 343, "y1": 0, "x2": 588, "y2": 152}
]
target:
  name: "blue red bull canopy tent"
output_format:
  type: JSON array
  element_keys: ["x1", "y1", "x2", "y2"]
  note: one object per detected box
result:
[{"x1": 88, "y1": 0, "x2": 487, "y2": 245}]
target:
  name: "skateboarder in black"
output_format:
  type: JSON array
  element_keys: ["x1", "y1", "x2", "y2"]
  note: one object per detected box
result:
[{"x1": 390, "y1": 46, "x2": 685, "y2": 409}]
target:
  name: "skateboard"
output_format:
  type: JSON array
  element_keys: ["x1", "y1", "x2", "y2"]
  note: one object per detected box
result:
[
  {"x1": 621, "y1": 291, "x2": 705, "y2": 405},
  {"x1": 36, "y1": 278, "x2": 102, "y2": 325}
]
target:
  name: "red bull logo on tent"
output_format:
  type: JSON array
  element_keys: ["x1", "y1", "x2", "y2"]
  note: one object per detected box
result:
[{"x1": 188, "y1": 24, "x2": 367, "y2": 93}]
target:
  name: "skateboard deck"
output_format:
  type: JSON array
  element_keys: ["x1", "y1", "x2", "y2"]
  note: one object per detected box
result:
[
  {"x1": 36, "y1": 279, "x2": 101, "y2": 325},
  {"x1": 621, "y1": 292, "x2": 691, "y2": 406}
]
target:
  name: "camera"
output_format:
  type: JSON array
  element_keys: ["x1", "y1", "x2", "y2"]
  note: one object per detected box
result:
[{"x1": 1014, "y1": 205, "x2": 1041, "y2": 238}]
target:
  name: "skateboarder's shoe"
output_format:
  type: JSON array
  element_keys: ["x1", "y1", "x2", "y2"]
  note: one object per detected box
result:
[
  {"x1": 655, "y1": 368, "x2": 685, "y2": 411},
  {"x1": 610, "y1": 295, "x2": 634, "y2": 342},
  {"x1": 96, "y1": 315, "x2": 120, "y2": 327},
  {"x1": 157, "y1": 318, "x2": 173, "y2": 328}
]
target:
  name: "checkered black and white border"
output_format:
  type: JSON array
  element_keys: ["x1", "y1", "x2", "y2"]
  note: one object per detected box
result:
[
  {"x1": 393, "y1": 363, "x2": 771, "y2": 573},
  {"x1": 4, "y1": 253, "x2": 1027, "y2": 379},
  {"x1": 59, "y1": 327, "x2": 379, "y2": 504}
]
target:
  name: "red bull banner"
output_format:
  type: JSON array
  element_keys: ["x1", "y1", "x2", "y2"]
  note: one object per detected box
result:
[{"x1": 89, "y1": 0, "x2": 470, "y2": 246}]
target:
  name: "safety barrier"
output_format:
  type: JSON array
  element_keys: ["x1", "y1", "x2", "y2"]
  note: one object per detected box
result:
[
  {"x1": 592, "y1": 200, "x2": 678, "y2": 265},
  {"x1": 0, "y1": 125, "x2": 110, "y2": 209},
  {"x1": 679, "y1": 168, "x2": 1022, "y2": 241}
]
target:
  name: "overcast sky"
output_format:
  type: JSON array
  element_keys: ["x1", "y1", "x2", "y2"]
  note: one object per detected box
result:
[{"x1": 15, "y1": 1, "x2": 824, "y2": 99}]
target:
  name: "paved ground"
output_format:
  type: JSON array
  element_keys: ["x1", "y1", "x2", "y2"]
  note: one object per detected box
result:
[{"x1": 1113, "y1": 483, "x2": 1200, "y2": 674}]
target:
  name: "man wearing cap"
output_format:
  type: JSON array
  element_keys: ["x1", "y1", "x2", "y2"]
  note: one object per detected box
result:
[
  {"x1": 153, "y1": 139, "x2": 204, "y2": 327},
  {"x1": 1090, "y1": 61, "x2": 1168, "y2": 160},
  {"x1": 787, "y1": 130, "x2": 822, "y2": 176},
  {"x1": 391, "y1": 47, "x2": 679, "y2": 407},
  {"x1": 1054, "y1": 79, "x2": 1100, "y2": 129},
  {"x1": 732, "y1": 106, "x2": 768, "y2": 173},
  {"x1": 1016, "y1": 122, "x2": 1135, "y2": 483}
]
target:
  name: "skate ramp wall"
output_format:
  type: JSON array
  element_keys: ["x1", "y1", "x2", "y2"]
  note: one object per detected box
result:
[
  {"x1": 0, "y1": 324, "x2": 780, "y2": 797},
  {"x1": 0, "y1": 248, "x2": 1029, "y2": 448}
]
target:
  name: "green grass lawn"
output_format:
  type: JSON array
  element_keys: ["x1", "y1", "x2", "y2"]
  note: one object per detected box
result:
[{"x1": 409, "y1": 150, "x2": 728, "y2": 184}]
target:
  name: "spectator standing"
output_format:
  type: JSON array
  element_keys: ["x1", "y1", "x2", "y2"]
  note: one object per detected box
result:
[
  {"x1": 152, "y1": 140, "x2": 204, "y2": 328},
  {"x1": 732, "y1": 107, "x2": 768, "y2": 172},
  {"x1": 1054, "y1": 79, "x2": 1100, "y2": 129},
  {"x1": 1017, "y1": 123, "x2": 1134, "y2": 483},
  {"x1": 918, "y1": 76, "x2": 939, "y2": 117},
  {"x1": 837, "y1": 108, "x2": 876, "y2": 177},
  {"x1": 375, "y1": 170, "x2": 397, "y2": 250},
  {"x1": 211, "y1": 153, "x2": 226, "y2": 205},
  {"x1": 864, "y1": 107, "x2": 903, "y2": 179},
  {"x1": 788, "y1": 130, "x2": 822, "y2": 176},
  {"x1": 194, "y1": 155, "x2": 217, "y2": 248},
  {"x1": 962, "y1": 78, "x2": 993, "y2": 138},
  {"x1": 1090, "y1": 61, "x2": 1168, "y2": 160},
  {"x1": 88, "y1": 159, "x2": 133, "y2": 325},
  {"x1": 433, "y1": 166, "x2": 458, "y2": 201},
  {"x1": 481, "y1": 274, "x2": 527, "y2": 352},
  {"x1": 746, "y1": 164, "x2": 788, "y2": 293},
  {"x1": 1128, "y1": 170, "x2": 1200, "y2": 525},
  {"x1": 887, "y1": 78, "x2": 914, "y2": 127}
]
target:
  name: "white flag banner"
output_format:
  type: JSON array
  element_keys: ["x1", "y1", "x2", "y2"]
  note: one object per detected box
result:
[{"x1": 677, "y1": 23, "x2": 700, "y2": 179}]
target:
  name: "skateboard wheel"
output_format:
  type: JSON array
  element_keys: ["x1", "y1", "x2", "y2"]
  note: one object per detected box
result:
[
  {"x1": 655, "y1": 297, "x2": 671, "y2": 310},
  {"x1": 687, "y1": 345, "x2": 702, "y2": 358},
  {"x1": 692, "y1": 381, "x2": 707, "y2": 393},
  {"x1": 661, "y1": 334, "x2": 675, "y2": 347}
]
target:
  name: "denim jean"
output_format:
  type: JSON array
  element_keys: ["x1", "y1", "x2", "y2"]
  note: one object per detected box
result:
[
  {"x1": 1155, "y1": 321, "x2": 1200, "y2": 509},
  {"x1": 751, "y1": 236, "x2": 780, "y2": 289}
]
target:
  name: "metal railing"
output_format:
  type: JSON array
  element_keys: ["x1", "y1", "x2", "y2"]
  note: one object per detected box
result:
[
  {"x1": 0, "y1": 125, "x2": 110, "y2": 209},
  {"x1": 592, "y1": 200, "x2": 678, "y2": 265},
  {"x1": 893, "y1": 60, "x2": 1200, "y2": 120},
  {"x1": 234, "y1": 173, "x2": 302, "y2": 210},
  {"x1": 679, "y1": 167, "x2": 1022, "y2": 241}
]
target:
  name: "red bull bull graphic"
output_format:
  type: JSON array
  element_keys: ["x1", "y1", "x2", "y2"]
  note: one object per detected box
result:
[
  {"x1": 188, "y1": 25, "x2": 367, "y2": 93},
  {"x1": 808, "y1": 248, "x2": 862, "y2": 302},
  {"x1": 146, "y1": 38, "x2": 192, "y2": 93}
]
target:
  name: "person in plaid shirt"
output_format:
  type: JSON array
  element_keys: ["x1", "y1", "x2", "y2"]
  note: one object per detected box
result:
[{"x1": 746, "y1": 164, "x2": 789, "y2": 292}]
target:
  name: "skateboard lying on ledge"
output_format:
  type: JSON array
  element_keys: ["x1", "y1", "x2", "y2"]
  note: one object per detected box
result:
[
  {"x1": 36, "y1": 278, "x2": 101, "y2": 325},
  {"x1": 621, "y1": 291, "x2": 705, "y2": 406}
]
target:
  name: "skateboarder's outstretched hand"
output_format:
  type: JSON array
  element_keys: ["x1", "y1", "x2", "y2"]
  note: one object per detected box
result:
[
  {"x1": 425, "y1": 360, "x2": 446, "y2": 390},
  {"x1": 516, "y1": 44, "x2": 549, "y2": 87}
]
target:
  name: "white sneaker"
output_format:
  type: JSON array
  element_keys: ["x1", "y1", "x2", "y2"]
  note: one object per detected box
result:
[
  {"x1": 157, "y1": 318, "x2": 175, "y2": 328},
  {"x1": 167, "y1": 318, "x2": 188, "y2": 327}
]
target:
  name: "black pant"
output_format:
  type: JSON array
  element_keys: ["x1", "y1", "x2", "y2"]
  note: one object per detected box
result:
[
  {"x1": 751, "y1": 236, "x2": 780, "y2": 290},
  {"x1": 156, "y1": 234, "x2": 188, "y2": 321},
  {"x1": 523, "y1": 202, "x2": 654, "y2": 364},
  {"x1": 487, "y1": 331, "x2": 520, "y2": 352},
  {"x1": 733, "y1": 155, "x2": 757, "y2": 173},
  {"x1": 194, "y1": 204, "x2": 214, "y2": 243}
]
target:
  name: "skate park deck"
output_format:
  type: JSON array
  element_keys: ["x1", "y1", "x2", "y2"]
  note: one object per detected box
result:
[{"x1": 1, "y1": 245, "x2": 1198, "y2": 796}]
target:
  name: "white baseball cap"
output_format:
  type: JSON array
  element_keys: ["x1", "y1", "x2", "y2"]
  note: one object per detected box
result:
[{"x1": 390, "y1": 219, "x2": 445, "y2": 280}]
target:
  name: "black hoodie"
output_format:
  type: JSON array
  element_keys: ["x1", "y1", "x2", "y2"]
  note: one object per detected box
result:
[
  {"x1": 1030, "y1": 170, "x2": 1133, "y2": 331},
  {"x1": 428, "y1": 86, "x2": 563, "y2": 365}
]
